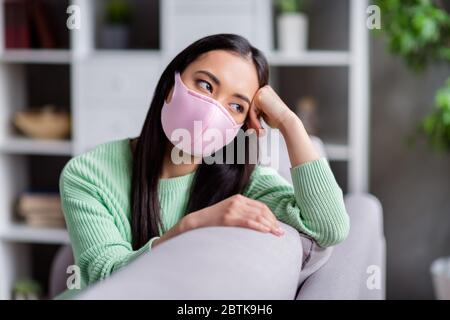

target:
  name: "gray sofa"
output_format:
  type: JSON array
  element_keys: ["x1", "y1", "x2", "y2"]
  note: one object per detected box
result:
[
  {"x1": 298, "y1": 193, "x2": 385, "y2": 299},
  {"x1": 50, "y1": 136, "x2": 386, "y2": 299},
  {"x1": 50, "y1": 192, "x2": 385, "y2": 299}
]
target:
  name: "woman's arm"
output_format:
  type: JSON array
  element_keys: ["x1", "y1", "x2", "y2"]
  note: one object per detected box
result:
[
  {"x1": 243, "y1": 162, "x2": 349, "y2": 247},
  {"x1": 245, "y1": 85, "x2": 349, "y2": 247},
  {"x1": 279, "y1": 112, "x2": 321, "y2": 167},
  {"x1": 150, "y1": 217, "x2": 191, "y2": 249},
  {"x1": 60, "y1": 160, "x2": 159, "y2": 285},
  {"x1": 247, "y1": 85, "x2": 320, "y2": 167}
]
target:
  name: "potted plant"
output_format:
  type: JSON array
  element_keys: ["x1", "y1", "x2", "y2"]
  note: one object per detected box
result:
[
  {"x1": 375, "y1": 0, "x2": 450, "y2": 152},
  {"x1": 13, "y1": 279, "x2": 42, "y2": 300},
  {"x1": 101, "y1": 0, "x2": 132, "y2": 49},
  {"x1": 431, "y1": 256, "x2": 450, "y2": 299},
  {"x1": 275, "y1": 0, "x2": 309, "y2": 55},
  {"x1": 422, "y1": 79, "x2": 450, "y2": 151}
]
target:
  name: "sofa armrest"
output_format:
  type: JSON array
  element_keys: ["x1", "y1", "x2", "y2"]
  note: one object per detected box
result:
[{"x1": 296, "y1": 193, "x2": 386, "y2": 300}]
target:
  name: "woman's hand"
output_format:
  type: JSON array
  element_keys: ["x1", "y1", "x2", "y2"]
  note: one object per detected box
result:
[
  {"x1": 151, "y1": 194, "x2": 284, "y2": 249},
  {"x1": 246, "y1": 85, "x2": 321, "y2": 167},
  {"x1": 184, "y1": 194, "x2": 285, "y2": 236},
  {"x1": 247, "y1": 85, "x2": 296, "y2": 134}
]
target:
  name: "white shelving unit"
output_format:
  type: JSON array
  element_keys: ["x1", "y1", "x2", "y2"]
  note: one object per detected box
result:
[
  {"x1": 0, "y1": 137, "x2": 73, "y2": 156},
  {"x1": 0, "y1": 0, "x2": 370, "y2": 299},
  {"x1": 0, "y1": 49, "x2": 72, "y2": 64},
  {"x1": 268, "y1": 50, "x2": 351, "y2": 66},
  {"x1": 0, "y1": 224, "x2": 70, "y2": 245}
]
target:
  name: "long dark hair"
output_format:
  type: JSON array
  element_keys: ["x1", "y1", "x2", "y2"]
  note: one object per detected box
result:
[{"x1": 131, "y1": 33, "x2": 270, "y2": 249}]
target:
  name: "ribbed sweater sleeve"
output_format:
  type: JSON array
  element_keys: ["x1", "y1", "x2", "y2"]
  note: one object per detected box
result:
[
  {"x1": 243, "y1": 158, "x2": 350, "y2": 247},
  {"x1": 59, "y1": 158, "x2": 157, "y2": 286}
]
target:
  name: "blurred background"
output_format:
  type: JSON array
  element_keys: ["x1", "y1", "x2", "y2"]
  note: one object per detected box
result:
[{"x1": 0, "y1": 0, "x2": 449, "y2": 300}]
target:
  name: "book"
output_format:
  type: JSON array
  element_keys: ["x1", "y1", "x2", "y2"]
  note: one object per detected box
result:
[
  {"x1": 30, "y1": 0, "x2": 56, "y2": 48},
  {"x1": 16, "y1": 192, "x2": 65, "y2": 228},
  {"x1": 4, "y1": 0, "x2": 30, "y2": 48},
  {"x1": 4, "y1": 0, "x2": 59, "y2": 49}
]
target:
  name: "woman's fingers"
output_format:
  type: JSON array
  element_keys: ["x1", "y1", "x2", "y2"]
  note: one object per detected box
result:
[
  {"x1": 247, "y1": 209, "x2": 275, "y2": 231},
  {"x1": 243, "y1": 197, "x2": 280, "y2": 227},
  {"x1": 246, "y1": 99, "x2": 265, "y2": 137},
  {"x1": 223, "y1": 214, "x2": 270, "y2": 233},
  {"x1": 241, "y1": 200, "x2": 284, "y2": 236},
  {"x1": 220, "y1": 194, "x2": 284, "y2": 236},
  {"x1": 256, "y1": 214, "x2": 284, "y2": 236},
  {"x1": 240, "y1": 218, "x2": 271, "y2": 233},
  {"x1": 244, "y1": 204, "x2": 277, "y2": 229}
]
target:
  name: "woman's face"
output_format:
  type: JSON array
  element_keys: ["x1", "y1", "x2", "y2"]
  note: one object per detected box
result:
[{"x1": 165, "y1": 50, "x2": 260, "y2": 125}]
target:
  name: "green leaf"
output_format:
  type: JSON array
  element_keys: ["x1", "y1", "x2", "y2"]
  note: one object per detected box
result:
[{"x1": 435, "y1": 86, "x2": 450, "y2": 111}]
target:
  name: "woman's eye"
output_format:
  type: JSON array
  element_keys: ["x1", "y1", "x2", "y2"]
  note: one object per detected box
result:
[
  {"x1": 197, "y1": 79, "x2": 212, "y2": 93},
  {"x1": 229, "y1": 103, "x2": 244, "y2": 113}
]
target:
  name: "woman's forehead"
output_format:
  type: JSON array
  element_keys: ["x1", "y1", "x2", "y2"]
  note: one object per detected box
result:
[{"x1": 187, "y1": 50, "x2": 260, "y2": 96}]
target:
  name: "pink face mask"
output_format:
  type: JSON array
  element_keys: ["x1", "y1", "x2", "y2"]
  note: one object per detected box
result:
[{"x1": 161, "y1": 72, "x2": 243, "y2": 157}]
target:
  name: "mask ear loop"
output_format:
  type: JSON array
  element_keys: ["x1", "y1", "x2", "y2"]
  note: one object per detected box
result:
[{"x1": 166, "y1": 71, "x2": 182, "y2": 104}]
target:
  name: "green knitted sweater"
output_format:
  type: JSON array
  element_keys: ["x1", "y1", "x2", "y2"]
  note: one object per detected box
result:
[{"x1": 59, "y1": 137, "x2": 349, "y2": 289}]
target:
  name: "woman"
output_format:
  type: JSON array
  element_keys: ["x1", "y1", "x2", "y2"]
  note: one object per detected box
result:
[{"x1": 59, "y1": 33, "x2": 350, "y2": 292}]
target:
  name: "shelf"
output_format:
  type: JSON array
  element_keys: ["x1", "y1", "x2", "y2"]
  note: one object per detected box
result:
[
  {"x1": 324, "y1": 143, "x2": 349, "y2": 161},
  {"x1": 87, "y1": 49, "x2": 162, "y2": 60},
  {"x1": 0, "y1": 50, "x2": 72, "y2": 64},
  {"x1": 0, "y1": 137, "x2": 73, "y2": 156},
  {"x1": 0, "y1": 224, "x2": 69, "y2": 244},
  {"x1": 268, "y1": 50, "x2": 350, "y2": 66},
  {"x1": 0, "y1": 49, "x2": 350, "y2": 66}
]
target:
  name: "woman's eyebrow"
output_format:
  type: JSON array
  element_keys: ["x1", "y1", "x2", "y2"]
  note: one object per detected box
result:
[
  {"x1": 233, "y1": 93, "x2": 251, "y2": 106},
  {"x1": 196, "y1": 70, "x2": 220, "y2": 85},
  {"x1": 195, "y1": 70, "x2": 251, "y2": 106}
]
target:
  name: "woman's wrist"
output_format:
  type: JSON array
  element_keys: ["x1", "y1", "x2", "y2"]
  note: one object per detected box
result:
[
  {"x1": 151, "y1": 214, "x2": 198, "y2": 250},
  {"x1": 278, "y1": 110, "x2": 301, "y2": 134},
  {"x1": 278, "y1": 111, "x2": 320, "y2": 167},
  {"x1": 179, "y1": 211, "x2": 199, "y2": 233}
]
